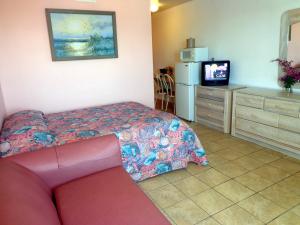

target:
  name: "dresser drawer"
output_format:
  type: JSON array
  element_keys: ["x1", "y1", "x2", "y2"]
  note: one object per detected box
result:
[
  {"x1": 197, "y1": 108, "x2": 224, "y2": 122},
  {"x1": 196, "y1": 98, "x2": 224, "y2": 112},
  {"x1": 278, "y1": 129, "x2": 300, "y2": 149},
  {"x1": 197, "y1": 117, "x2": 224, "y2": 130},
  {"x1": 236, "y1": 118, "x2": 300, "y2": 149},
  {"x1": 235, "y1": 93, "x2": 264, "y2": 109},
  {"x1": 235, "y1": 105, "x2": 279, "y2": 127},
  {"x1": 279, "y1": 115, "x2": 300, "y2": 134},
  {"x1": 197, "y1": 88, "x2": 225, "y2": 100},
  {"x1": 236, "y1": 118, "x2": 278, "y2": 141},
  {"x1": 264, "y1": 98, "x2": 300, "y2": 117}
]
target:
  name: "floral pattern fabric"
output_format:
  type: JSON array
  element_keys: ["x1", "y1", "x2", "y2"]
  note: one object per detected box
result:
[
  {"x1": 0, "y1": 102, "x2": 208, "y2": 181},
  {"x1": 0, "y1": 110, "x2": 54, "y2": 157}
]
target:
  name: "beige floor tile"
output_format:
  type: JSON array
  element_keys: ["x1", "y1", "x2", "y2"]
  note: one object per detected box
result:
[
  {"x1": 193, "y1": 189, "x2": 233, "y2": 215},
  {"x1": 162, "y1": 169, "x2": 191, "y2": 183},
  {"x1": 174, "y1": 176, "x2": 209, "y2": 197},
  {"x1": 234, "y1": 172, "x2": 274, "y2": 192},
  {"x1": 165, "y1": 199, "x2": 209, "y2": 225},
  {"x1": 233, "y1": 156, "x2": 265, "y2": 171},
  {"x1": 263, "y1": 148, "x2": 285, "y2": 157},
  {"x1": 213, "y1": 205, "x2": 263, "y2": 225},
  {"x1": 160, "y1": 210, "x2": 177, "y2": 225},
  {"x1": 252, "y1": 165, "x2": 290, "y2": 183},
  {"x1": 291, "y1": 205, "x2": 300, "y2": 217},
  {"x1": 238, "y1": 194, "x2": 285, "y2": 223},
  {"x1": 198, "y1": 129, "x2": 212, "y2": 136},
  {"x1": 228, "y1": 144, "x2": 261, "y2": 156},
  {"x1": 147, "y1": 124, "x2": 300, "y2": 225},
  {"x1": 270, "y1": 158, "x2": 300, "y2": 174},
  {"x1": 214, "y1": 149, "x2": 245, "y2": 161},
  {"x1": 268, "y1": 211, "x2": 300, "y2": 225},
  {"x1": 186, "y1": 162, "x2": 211, "y2": 175},
  {"x1": 277, "y1": 175, "x2": 300, "y2": 195},
  {"x1": 204, "y1": 142, "x2": 227, "y2": 153},
  {"x1": 138, "y1": 175, "x2": 169, "y2": 192},
  {"x1": 204, "y1": 148, "x2": 218, "y2": 155},
  {"x1": 200, "y1": 131, "x2": 217, "y2": 141},
  {"x1": 200, "y1": 135, "x2": 216, "y2": 143},
  {"x1": 201, "y1": 139, "x2": 211, "y2": 147},
  {"x1": 148, "y1": 184, "x2": 186, "y2": 208},
  {"x1": 214, "y1": 180, "x2": 254, "y2": 203},
  {"x1": 202, "y1": 134, "x2": 225, "y2": 143},
  {"x1": 196, "y1": 217, "x2": 221, "y2": 225},
  {"x1": 249, "y1": 150, "x2": 281, "y2": 163},
  {"x1": 195, "y1": 168, "x2": 230, "y2": 187},
  {"x1": 260, "y1": 184, "x2": 300, "y2": 209},
  {"x1": 206, "y1": 154, "x2": 229, "y2": 166},
  {"x1": 215, "y1": 137, "x2": 244, "y2": 147},
  {"x1": 285, "y1": 156, "x2": 300, "y2": 164},
  {"x1": 214, "y1": 161, "x2": 248, "y2": 178},
  {"x1": 239, "y1": 141, "x2": 264, "y2": 150}
]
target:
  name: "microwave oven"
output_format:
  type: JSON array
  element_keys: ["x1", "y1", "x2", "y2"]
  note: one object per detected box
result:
[{"x1": 180, "y1": 48, "x2": 208, "y2": 62}]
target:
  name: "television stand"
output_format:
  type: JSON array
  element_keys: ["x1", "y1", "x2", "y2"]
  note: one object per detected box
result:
[{"x1": 195, "y1": 85, "x2": 245, "y2": 133}]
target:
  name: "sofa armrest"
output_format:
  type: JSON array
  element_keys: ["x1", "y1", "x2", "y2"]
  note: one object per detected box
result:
[{"x1": 6, "y1": 134, "x2": 122, "y2": 189}]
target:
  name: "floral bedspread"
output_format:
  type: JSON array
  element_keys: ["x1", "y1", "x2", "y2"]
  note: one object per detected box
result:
[{"x1": 0, "y1": 102, "x2": 208, "y2": 181}]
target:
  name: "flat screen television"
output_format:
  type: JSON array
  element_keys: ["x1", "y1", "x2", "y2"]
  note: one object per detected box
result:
[{"x1": 201, "y1": 60, "x2": 230, "y2": 86}]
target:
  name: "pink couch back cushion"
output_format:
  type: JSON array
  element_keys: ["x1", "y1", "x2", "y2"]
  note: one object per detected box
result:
[{"x1": 0, "y1": 161, "x2": 61, "y2": 225}]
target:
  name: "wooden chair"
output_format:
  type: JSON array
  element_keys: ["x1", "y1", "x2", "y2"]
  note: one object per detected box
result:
[
  {"x1": 154, "y1": 74, "x2": 166, "y2": 110},
  {"x1": 161, "y1": 74, "x2": 175, "y2": 113}
]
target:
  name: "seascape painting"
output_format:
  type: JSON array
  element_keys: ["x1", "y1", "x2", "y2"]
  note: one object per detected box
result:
[{"x1": 46, "y1": 9, "x2": 118, "y2": 61}]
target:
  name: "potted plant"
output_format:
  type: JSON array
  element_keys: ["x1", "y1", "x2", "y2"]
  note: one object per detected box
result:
[{"x1": 273, "y1": 59, "x2": 300, "y2": 93}]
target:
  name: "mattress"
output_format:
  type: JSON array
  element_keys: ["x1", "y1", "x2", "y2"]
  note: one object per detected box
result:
[{"x1": 0, "y1": 102, "x2": 208, "y2": 181}]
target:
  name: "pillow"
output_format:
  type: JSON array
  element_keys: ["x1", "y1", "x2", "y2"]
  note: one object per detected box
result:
[
  {"x1": 1, "y1": 110, "x2": 47, "y2": 139},
  {"x1": 0, "y1": 110, "x2": 55, "y2": 157},
  {"x1": 4, "y1": 109, "x2": 46, "y2": 123}
]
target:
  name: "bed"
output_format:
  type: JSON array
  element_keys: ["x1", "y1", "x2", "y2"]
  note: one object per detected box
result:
[{"x1": 0, "y1": 102, "x2": 208, "y2": 181}]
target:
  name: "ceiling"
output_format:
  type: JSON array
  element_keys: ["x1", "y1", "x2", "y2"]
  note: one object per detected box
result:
[{"x1": 158, "y1": 0, "x2": 192, "y2": 12}]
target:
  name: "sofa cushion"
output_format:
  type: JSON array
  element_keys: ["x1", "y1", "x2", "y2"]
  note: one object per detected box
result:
[
  {"x1": 0, "y1": 160, "x2": 61, "y2": 225},
  {"x1": 54, "y1": 166, "x2": 170, "y2": 225}
]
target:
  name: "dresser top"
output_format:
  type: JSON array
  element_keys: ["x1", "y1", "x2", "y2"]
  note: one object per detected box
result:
[
  {"x1": 236, "y1": 87, "x2": 300, "y2": 102},
  {"x1": 198, "y1": 85, "x2": 246, "y2": 91}
]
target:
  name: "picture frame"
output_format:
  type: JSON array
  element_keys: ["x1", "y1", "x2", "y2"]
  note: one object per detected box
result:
[{"x1": 45, "y1": 8, "x2": 118, "y2": 61}]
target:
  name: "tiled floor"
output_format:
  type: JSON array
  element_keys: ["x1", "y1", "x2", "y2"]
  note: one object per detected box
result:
[{"x1": 138, "y1": 123, "x2": 300, "y2": 225}]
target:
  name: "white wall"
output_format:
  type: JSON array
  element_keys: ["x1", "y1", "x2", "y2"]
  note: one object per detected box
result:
[
  {"x1": 152, "y1": 0, "x2": 300, "y2": 89},
  {"x1": 0, "y1": 0, "x2": 154, "y2": 114},
  {"x1": 288, "y1": 22, "x2": 300, "y2": 66}
]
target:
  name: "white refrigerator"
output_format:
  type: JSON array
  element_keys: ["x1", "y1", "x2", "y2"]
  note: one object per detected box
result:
[{"x1": 175, "y1": 62, "x2": 201, "y2": 121}]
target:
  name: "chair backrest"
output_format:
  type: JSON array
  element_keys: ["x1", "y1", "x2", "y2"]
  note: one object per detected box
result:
[
  {"x1": 161, "y1": 74, "x2": 175, "y2": 96},
  {"x1": 154, "y1": 74, "x2": 165, "y2": 94},
  {"x1": 153, "y1": 76, "x2": 160, "y2": 94}
]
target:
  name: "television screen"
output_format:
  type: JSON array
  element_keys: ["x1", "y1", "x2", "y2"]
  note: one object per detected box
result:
[{"x1": 201, "y1": 60, "x2": 230, "y2": 86}]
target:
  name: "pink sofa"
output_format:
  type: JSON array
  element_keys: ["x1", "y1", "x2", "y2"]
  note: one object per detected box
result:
[{"x1": 0, "y1": 134, "x2": 170, "y2": 225}]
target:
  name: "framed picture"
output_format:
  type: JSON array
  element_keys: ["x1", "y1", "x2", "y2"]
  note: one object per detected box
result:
[{"x1": 46, "y1": 9, "x2": 118, "y2": 61}]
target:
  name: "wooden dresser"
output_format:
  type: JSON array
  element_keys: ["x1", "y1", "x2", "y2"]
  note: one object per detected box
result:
[
  {"x1": 232, "y1": 88, "x2": 300, "y2": 158},
  {"x1": 195, "y1": 85, "x2": 245, "y2": 133}
]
